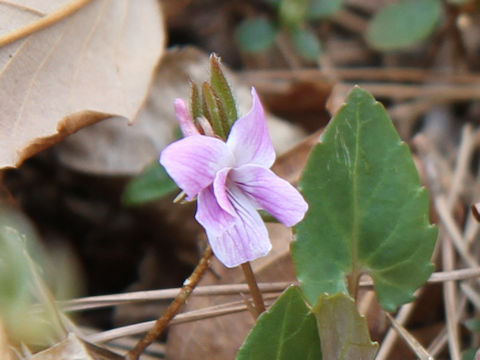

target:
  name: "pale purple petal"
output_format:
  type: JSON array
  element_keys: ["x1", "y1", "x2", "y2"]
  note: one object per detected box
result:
[
  {"x1": 160, "y1": 135, "x2": 234, "y2": 199},
  {"x1": 196, "y1": 185, "x2": 272, "y2": 268},
  {"x1": 226, "y1": 87, "x2": 275, "y2": 168},
  {"x1": 196, "y1": 185, "x2": 236, "y2": 241},
  {"x1": 213, "y1": 168, "x2": 236, "y2": 216},
  {"x1": 232, "y1": 164, "x2": 308, "y2": 226},
  {"x1": 174, "y1": 99, "x2": 199, "y2": 136}
]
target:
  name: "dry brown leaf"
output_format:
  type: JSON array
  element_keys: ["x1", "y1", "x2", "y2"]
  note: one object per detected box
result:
[
  {"x1": 56, "y1": 46, "x2": 305, "y2": 175},
  {"x1": 0, "y1": 0, "x2": 165, "y2": 169},
  {"x1": 31, "y1": 333, "x2": 123, "y2": 360}
]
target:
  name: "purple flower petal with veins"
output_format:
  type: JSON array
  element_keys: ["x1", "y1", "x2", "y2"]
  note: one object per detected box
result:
[
  {"x1": 174, "y1": 99, "x2": 199, "y2": 137},
  {"x1": 160, "y1": 87, "x2": 308, "y2": 267}
]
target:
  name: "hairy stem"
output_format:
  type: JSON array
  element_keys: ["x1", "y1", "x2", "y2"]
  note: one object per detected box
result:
[
  {"x1": 126, "y1": 245, "x2": 213, "y2": 360},
  {"x1": 241, "y1": 262, "x2": 265, "y2": 318}
]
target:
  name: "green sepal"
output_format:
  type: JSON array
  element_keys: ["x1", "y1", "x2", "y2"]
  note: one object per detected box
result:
[
  {"x1": 201, "y1": 82, "x2": 228, "y2": 139},
  {"x1": 190, "y1": 81, "x2": 202, "y2": 121},
  {"x1": 209, "y1": 54, "x2": 238, "y2": 127}
]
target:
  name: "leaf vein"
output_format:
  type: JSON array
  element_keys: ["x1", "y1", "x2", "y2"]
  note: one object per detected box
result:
[
  {"x1": 13, "y1": 26, "x2": 68, "y2": 142},
  {"x1": 70, "y1": 0, "x2": 110, "y2": 107},
  {"x1": 0, "y1": 1, "x2": 45, "y2": 16},
  {"x1": 363, "y1": 189, "x2": 423, "y2": 264}
]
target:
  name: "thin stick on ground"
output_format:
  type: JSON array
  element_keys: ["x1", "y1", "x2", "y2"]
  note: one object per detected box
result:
[
  {"x1": 417, "y1": 128, "x2": 472, "y2": 359},
  {"x1": 375, "y1": 298, "x2": 418, "y2": 360},
  {"x1": 384, "y1": 312, "x2": 433, "y2": 360},
  {"x1": 87, "y1": 294, "x2": 280, "y2": 344},
  {"x1": 126, "y1": 245, "x2": 213, "y2": 360},
  {"x1": 427, "y1": 295, "x2": 468, "y2": 357},
  {"x1": 442, "y1": 233, "x2": 461, "y2": 360},
  {"x1": 57, "y1": 268, "x2": 480, "y2": 313},
  {"x1": 241, "y1": 262, "x2": 265, "y2": 318}
]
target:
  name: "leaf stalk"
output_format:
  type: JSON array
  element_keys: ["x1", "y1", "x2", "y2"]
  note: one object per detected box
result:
[{"x1": 240, "y1": 262, "x2": 266, "y2": 318}]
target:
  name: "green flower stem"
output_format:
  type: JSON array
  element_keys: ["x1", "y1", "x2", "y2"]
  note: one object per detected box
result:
[{"x1": 241, "y1": 262, "x2": 266, "y2": 318}]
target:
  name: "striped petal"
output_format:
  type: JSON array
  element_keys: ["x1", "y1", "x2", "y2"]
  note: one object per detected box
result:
[
  {"x1": 174, "y1": 98, "x2": 199, "y2": 137},
  {"x1": 226, "y1": 87, "x2": 275, "y2": 168},
  {"x1": 160, "y1": 135, "x2": 233, "y2": 199},
  {"x1": 196, "y1": 184, "x2": 271, "y2": 268},
  {"x1": 213, "y1": 167, "x2": 235, "y2": 216},
  {"x1": 232, "y1": 164, "x2": 308, "y2": 226}
]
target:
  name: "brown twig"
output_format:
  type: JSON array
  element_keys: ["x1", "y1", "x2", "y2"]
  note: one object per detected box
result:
[
  {"x1": 427, "y1": 295, "x2": 468, "y2": 357},
  {"x1": 442, "y1": 232, "x2": 462, "y2": 360},
  {"x1": 60, "y1": 281, "x2": 291, "y2": 312},
  {"x1": 416, "y1": 126, "x2": 475, "y2": 358},
  {"x1": 384, "y1": 312, "x2": 433, "y2": 360},
  {"x1": 376, "y1": 301, "x2": 418, "y2": 360},
  {"x1": 331, "y1": 8, "x2": 368, "y2": 34},
  {"x1": 435, "y1": 195, "x2": 478, "y2": 268},
  {"x1": 126, "y1": 245, "x2": 213, "y2": 360},
  {"x1": 241, "y1": 262, "x2": 265, "y2": 318},
  {"x1": 275, "y1": 31, "x2": 302, "y2": 69}
]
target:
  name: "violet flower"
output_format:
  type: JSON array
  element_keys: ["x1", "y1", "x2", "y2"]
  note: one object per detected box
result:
[{"x1": 160, "y1": 88, "x2": 308, "y2": 268}]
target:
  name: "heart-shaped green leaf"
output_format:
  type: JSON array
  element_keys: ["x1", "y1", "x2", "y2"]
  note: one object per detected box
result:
[
  {"x1": 366, "y1": 0, "x2": 442, "y2": 51},
  {"x1": 313, "y1": 292, "x2": 378, "y2": 360},
  {"x1": 292, "y1": 86, "x2": 437, "y2": 312},
  {"x1": 236, "y1": 286, "x2": 321, "y2": 360}
]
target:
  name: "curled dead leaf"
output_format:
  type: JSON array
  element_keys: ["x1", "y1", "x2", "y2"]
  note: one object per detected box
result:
[{"x1": 0, "y1": 0, "x2": 165, "y2": 168}]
